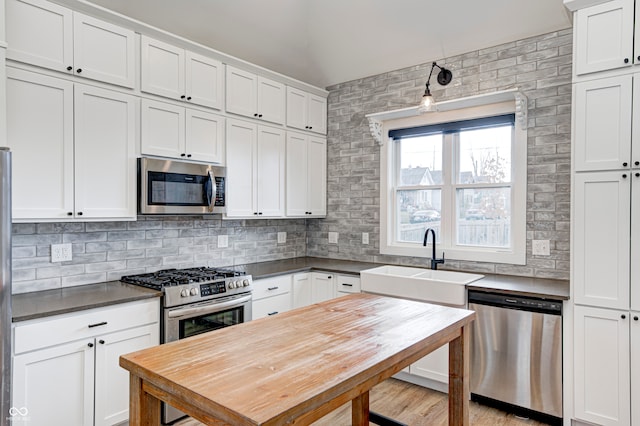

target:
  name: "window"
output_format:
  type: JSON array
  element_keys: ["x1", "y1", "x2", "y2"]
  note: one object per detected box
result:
[{"x1": 380, "y1": 103, "x2": 526, "y2": 264}]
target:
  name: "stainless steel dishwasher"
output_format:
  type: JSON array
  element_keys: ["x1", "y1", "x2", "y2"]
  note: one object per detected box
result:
[{"x1": 468, "y1": 290, "x2": 562, "y2": 425}]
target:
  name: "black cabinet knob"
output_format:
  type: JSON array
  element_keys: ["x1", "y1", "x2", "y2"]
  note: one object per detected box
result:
[
  {"x1": 187, "y1": 96, "x2": 192, "y2": 101},
  {"x1": 637, "y1": 56, "x2": 640, "y2": 61},
  {"x1": 187, "y1": 154, "x2": 191, "y2": 158},
  {"x1": 623, "y1": 162, "x2": 628, "y2": 167},
  {"x1": 76, "y1": 68, "x2": 82, "y2": 73},
  {"x1": 254, "y1": 212, "x2": 258, "y2": 215},
  {"x1": 77, "y1": 212, "x2": 83, "y2": 216},
  {"x1": 258, "y1": 114, "x2": 263, "y2": 118},
  {"x1": 181, "y1": 95, "x2": 186, "y2": 99},
  {"x1": 180, "y1": 153, "x2": 186, "y2": 157},
  {"x1": 66, "y1": 66, "x2": 72, "y2": 71},
  {"x1": 258, "y1": 212, "x2": 263, "y2": 215},
  {"x1": 636, "y1": 173, "x2": 640, "y2": 177},
  {"x1": 634, "y1": 316, "x2": 639, "y2": 321},
  {"x1": 99, "y1": 339, "x2": 105, "y2": 344},
  {"x1": 67, "y1": 212, "x2": 73, "y2": 216},
  {"x1": 635, "y1": 161, "x2": 640, "y2": 166},
  {"x1": 309, "y1": 126, "x2": 313, "y2": 129},
  {"x1": 87, "y1": 342, "x2": 94, "y2": 348},
  {"x1": 625, "y1": 58, "x2": 630, "y2": 64},
  {"x1": 254, "y1": 113, "x2": 258, "y2": 117},
  {"x1": 623, "y1": 174, "x2": 628, "y2": 178},
  {"x1": 622, "y1": 314, "x2": 627, "y2": 319}
]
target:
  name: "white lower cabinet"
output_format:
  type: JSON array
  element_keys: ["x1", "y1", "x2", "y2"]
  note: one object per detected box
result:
[
  {"x1": 251, "y1": 275, "x2": 292, "y2": 320},
  {"x1": 12, "y1": 299, "x2": 160, "y2": 426},
  {"x1": 311, "y1": 272, "x2": 336, "y2": 303},
  {"x1": 573, "y1": 305, "x2": 633, "y2": 426},
  {"x1": 292, "y1": 272, "x2": 342, "y2": 309},
  {"x1": 336, "y1": 274, "x2": 360, "y2": 296}
]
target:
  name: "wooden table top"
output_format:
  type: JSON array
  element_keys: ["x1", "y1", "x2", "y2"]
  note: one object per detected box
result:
[{"x1": 120, "y1": 293, "x2": 475, "y2": 425}]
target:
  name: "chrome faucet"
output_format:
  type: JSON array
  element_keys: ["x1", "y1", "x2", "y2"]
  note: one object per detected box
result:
[{"x1": 423, "y1": 228, "x2": 445, "y2": 270}]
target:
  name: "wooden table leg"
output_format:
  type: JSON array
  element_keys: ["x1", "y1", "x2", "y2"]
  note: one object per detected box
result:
[
  {"x1": 352, "y1": 391, "x2": 370, "y2": 426},
  {"x1": 130, "y1": 374, "x2": 161, "y2": 426},
  {"x1": 449, "y1": 324, "x2": 470, "y2": 426}
]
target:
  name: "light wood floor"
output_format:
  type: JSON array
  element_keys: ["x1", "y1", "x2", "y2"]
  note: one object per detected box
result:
[{"x1": 176, "y1": 378, "x2": 549, "y2": 425}]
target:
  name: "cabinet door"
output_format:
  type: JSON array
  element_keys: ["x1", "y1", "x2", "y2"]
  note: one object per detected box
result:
[
  {"x1": 13, "y1": 340, "x2": 94, "y2": 426},
  {"x1": 336, "y1": 275, "x2": 361, "y2": 294},
  {"x1": 257, "y1": 77, "x2": 285, "y2": 125},
  {"x1": 141, "y1": 36, "x2": 185, "y2": 100},
  {"x1": 574, "y1": 306, "x2": 630, "y2": 425},
  {"x1": 226, "y1": 66, "x2": 257, "y2": 119},
  {"x1": 575, "y1": 0, "x2": 634, "y2": 75},
  {"x1": 285, "y1": 132, "x2": 309, "y2": 216},
  {"x1": 256, "y1": 126, "x2": 285, "y2": 217},
  {"x1": 574, "y1": 76, "x2": 632, "y2": 172},
  {"x1": 6, "y1": 68, "x2": 74, "y2": 220},
  {"x1": 632, "y1": 312, "x2": 640, "y2": 425},
  {"x1": 574, "y1": 172, "x2": 630, "y2": 309},
  {"x1": 292, "y1": 273, "x2": 312, "y2": 308},
  {"x1": 410, "y1": 345, "x2": 449, "y2": 385},
  {"x1": 185, "y1": 109, "x2": 225, "y2": 164},
  {"x1": 74, "y1": 85, "x2": 137, "y2": 220},
  {"x1": 94, "y1": 324, "x2": 159, "y2": 426},
  {"x1": 226, "y1": 119, "x2": 257, "y2": 217},
  {"x1": 6, "y1": 0, "x2": 73, "y2": 73},
  {"x1": 286, "y1": 87, "x2": 307, "y2": 131},
  {"x1": 307, "y1": 137, "x2": 327, "y2": 217},
  {"x1": 311, "y1": 273, "x2": 336, "y2": 303},
  {"x1": 307, "y1": 94, "x2": 327, "y2": 134},
  {"x1": 73, "y1": 13, "x2": 135, "y2": 88},
  {"x1": 632, "y1": 176, "x2": 640, "y2": 311},
  {"x1": 185, "y1": 51, "x2": 224, "y2": 110},
  {"x1": 141, "y1": 98, "x2": 186, "y2": 159}
]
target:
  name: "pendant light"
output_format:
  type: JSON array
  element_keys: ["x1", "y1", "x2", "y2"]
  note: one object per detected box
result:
[{"x1": 418, "y1": 61, "x2": 453, "y2": 113}]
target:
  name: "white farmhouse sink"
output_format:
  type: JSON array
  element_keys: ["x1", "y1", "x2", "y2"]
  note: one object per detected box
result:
[{"x1": 360, "y1": 265, "x2": 484, "y2": 306}]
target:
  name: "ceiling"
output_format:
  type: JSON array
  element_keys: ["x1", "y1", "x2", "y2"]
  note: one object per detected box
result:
[{"x1": 85, "y1": 0, "x2": 572, "y2": 89}]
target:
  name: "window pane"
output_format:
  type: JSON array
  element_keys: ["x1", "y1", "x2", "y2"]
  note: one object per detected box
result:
[
  {"x1": 397, "y1": 189, "x2": 441, "y2": 243},
  {"x1": 399, "y1": 134, "x2": 443, "y2": 185},
  {"x1": 458, "y1": 126, "x2": 512, "y2": 183},
  {"x1": 456, "y1": 188, "x2": 511, "y2": 247}
]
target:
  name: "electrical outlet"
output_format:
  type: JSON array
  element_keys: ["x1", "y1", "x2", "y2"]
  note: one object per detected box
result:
[
  {"x1": 328, "y1": 232, "x2": 338, "y2": 244},
  {"x1": 277, "y1": 232, "x2": 287, "y2": 244},
  {"x1": 532, "y1": 239, "x2": 550, "y2": 256},
  {"x1": 51, "y1": 243, "x2": 72, "y2": 262},
  {"x1": 217, "y1": 235, "x2": 228, "y2": 248},
  {"x1": 362, "y1": 232, "x2": 369, "y2": 245}
]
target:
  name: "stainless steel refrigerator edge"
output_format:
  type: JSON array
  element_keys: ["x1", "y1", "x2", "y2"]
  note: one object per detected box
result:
[{"x1": 0, "y1": 148, "x2": 11, "y2": 426}]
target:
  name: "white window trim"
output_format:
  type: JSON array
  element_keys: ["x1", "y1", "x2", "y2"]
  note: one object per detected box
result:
[{"x1": 379, "y1": 101, "x2": 527, "y2": 265}]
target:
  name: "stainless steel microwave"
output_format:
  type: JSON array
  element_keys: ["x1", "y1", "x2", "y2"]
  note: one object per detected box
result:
[{"x1": 138, "y1": 157, "x2": 226, "y2": 215}]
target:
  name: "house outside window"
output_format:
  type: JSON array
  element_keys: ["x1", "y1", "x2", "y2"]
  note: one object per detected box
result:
[{"x1": 380, "y1": 102, "x2": 527, "y2": 265}]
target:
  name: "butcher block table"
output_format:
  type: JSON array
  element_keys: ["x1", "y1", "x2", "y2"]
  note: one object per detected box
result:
[{"x1": 120, "y1": 293, "x2": 475, "y2": 426}]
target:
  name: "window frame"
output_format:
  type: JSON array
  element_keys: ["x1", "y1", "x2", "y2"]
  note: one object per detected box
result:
[{"x1": 380, "y1": 101, "x2": 527, "y2": 265}]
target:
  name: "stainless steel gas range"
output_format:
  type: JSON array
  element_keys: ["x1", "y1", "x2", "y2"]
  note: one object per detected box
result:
[{"x1": 121, "y1": 267, "x2": 253, "y2": 424}]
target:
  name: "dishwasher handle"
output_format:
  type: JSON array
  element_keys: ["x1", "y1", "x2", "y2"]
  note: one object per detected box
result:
[{"x1": 468, "y1": 290, "x2": 562, "y2": 315}]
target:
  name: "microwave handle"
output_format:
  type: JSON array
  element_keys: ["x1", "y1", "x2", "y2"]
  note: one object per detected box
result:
[{"x1": 205, "y1": 171, "x2": 215, "y2": 212}]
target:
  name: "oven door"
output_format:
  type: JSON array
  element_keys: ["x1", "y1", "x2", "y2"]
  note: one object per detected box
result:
[{"x1": 162, "y1": 293, "x2": 251, "y2": 424}]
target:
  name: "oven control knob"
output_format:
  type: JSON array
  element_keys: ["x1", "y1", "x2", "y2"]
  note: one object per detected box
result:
[
  {"x1": 235, "y1": 280, "x2": 242, "y2": 288},
  {"x1": 190, "y1": 287, "x2": 198, "y2": 296},
  {"x1": 228, "y1": 281, "x2": 235, "y2": 289},
  {"x1": 180, "y1": 289, "x2": 189, "y2": 297},
  {"x1": 243, "y1": 279, "x2": 250, "y2": 287}
]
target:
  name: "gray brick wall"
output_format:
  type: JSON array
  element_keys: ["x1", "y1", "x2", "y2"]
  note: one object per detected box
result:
[
  {"x1": 11, "y1": 217, "x2": 306, "y2": 294},
  {"x1": 307, "y1": 29, "x2": 573, "y2": 281}
]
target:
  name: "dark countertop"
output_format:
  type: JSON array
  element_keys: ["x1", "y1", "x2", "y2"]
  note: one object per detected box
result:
[
  {"x1": 12, "y1": 281, "x2": 162, "y2": 322},
  {"x1": 12, "y1": 256, "x2": 569, "y2": 322}
]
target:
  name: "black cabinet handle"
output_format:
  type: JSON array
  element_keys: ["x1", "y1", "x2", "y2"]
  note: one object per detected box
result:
[
  {"x1": 77, "y1": 212, "x2": 83, "y2": 216},
  {"x1": 267, "y1": 311, "x2": 279, "y2": 316},
  {"x1": 625, "y1": 58, "x2": 630, "y2": 64},
  {"x1": 99, "y1": 339, "x2": 105, "y2": 344},
  {"x1": 66, "y1": 66, "x2": 72, "y2": 71},
  {"x1": 267, "y1": 286, "x2": 279, "y2": 291},
  {"x1": 342, "y1": 283, "x2": 353, "y2": 287},
  {"x1": 87, "y1": 342, "x2": 94, "y2": 348},
  {"x1": 327, "y1": 276, "x2": 332, "y2": 279},
  {"x1": 622, "y1": 314, "x2": 627, "y2": 319},
  {"x1": 88, "y1": 321, "x2": 107, "y2": 328},
  {"x1": 76, "y1": 68, "x2": 82, "y2": 73}
]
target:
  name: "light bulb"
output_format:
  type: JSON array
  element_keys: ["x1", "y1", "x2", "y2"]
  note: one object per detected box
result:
[{"x1": 418, "y1": 94, "x2": 435, "y2": 113}]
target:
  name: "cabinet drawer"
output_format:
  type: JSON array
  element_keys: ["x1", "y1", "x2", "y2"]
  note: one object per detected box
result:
[
  {"x1": 252, "y1": 275, "x2": 292, "y2": 300},
  {"x1": 337, "y1": 275, "x2": 361, "y2": 294},
  {"x1": 252, "y1": 293, "x2": 292, "y2": 320},
  {"x1": 14, "y1": 299, "x2": 159, "y2": 354}
]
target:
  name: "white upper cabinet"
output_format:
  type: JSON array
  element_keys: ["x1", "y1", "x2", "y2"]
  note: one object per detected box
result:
[
  {"x1": 141, "y1": 98, "x2": 225, "y2": 164},
  {"x1": 7, "y1": 68, "x2": 137, "y2": 221},
  {"x1": 286, "y1": 87, "x2": 327, "y2": 134},
  {"x1": 225, "y1": 118, "x2": 285, "y2": 218},
  {"x1": 285, "y1": 132, "x2": 327, "y2": 217},
  {"x1": 141, "y1": 36, "x2": 224, "y2": 110},
  {"x1": 6, "y1": 0, "x2": 136, "y2": 88},
  {"x1": 574, "y1": 75, "x2": 633, "y2": 171},
  {"x1": 226, "y1": 65, "x2": 285, "y2": 125},
  {"x1": 575, "y1": 0, "x2": 635, "y2": 75}
]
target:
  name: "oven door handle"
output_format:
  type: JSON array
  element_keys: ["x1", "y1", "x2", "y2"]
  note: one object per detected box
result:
[{"x1": 167, "y1": 294, "x2": 252, "y2": 319}]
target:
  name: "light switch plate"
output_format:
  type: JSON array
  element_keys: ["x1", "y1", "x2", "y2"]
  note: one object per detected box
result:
[
  {"x1": 532, "y1": 239, "x2": 550, "y2": 256},
  {"x1": 328, "y1": 232, "x2": 339, "y2": 244},
  {"x1": 362, "y1": 232, "x2": 369, "y2": 245},
  {"x1": 277, "y1": 232, "x2": 286, "y2": 244},
  {"x1": 51, "y1": 243, "x2": 72, "y2": 262},
  {"x1": 218, "y1": 235, "x2": 228, "y2": 248}
]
